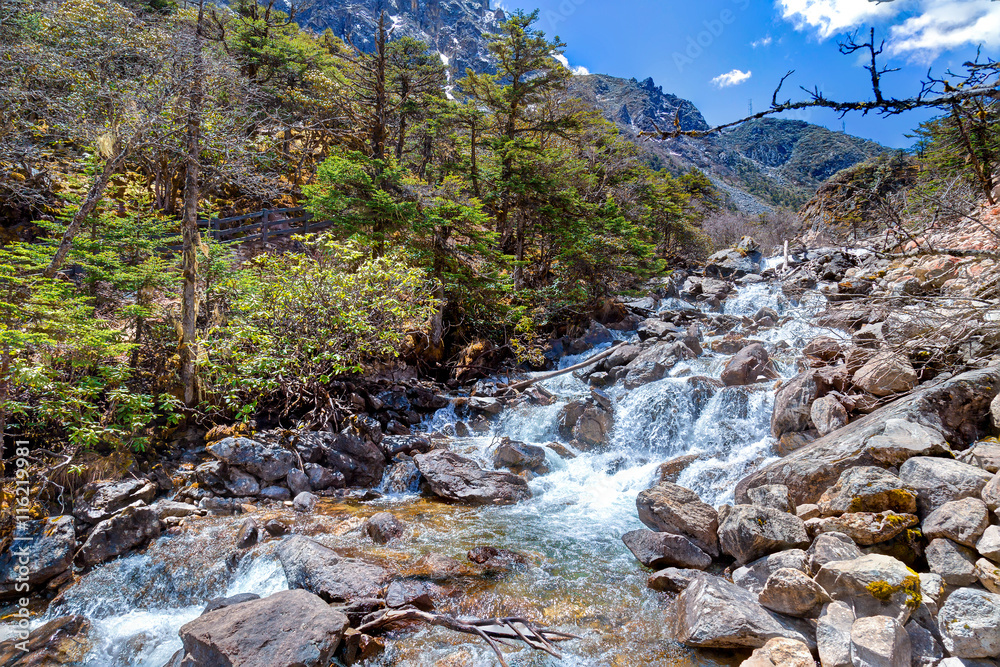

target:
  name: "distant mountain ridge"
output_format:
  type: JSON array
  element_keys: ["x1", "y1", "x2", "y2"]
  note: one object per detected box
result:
[{"x1": 296, "y1": 0, "x2": 887, "y2": 211}]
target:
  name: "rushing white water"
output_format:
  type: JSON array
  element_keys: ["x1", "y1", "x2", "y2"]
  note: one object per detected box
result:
[{"x1": 9, "y1": 281, "x2": 830, "y2": 666}]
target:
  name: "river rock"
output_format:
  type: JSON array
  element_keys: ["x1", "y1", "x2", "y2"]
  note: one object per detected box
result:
[
  {"x1": 814, "y1": 554, "x2": 921, "y2": 623},
  {"x1": 654, "y1": 454, "x2": 701, "y2": 484},
  {"x1": 850, "y1": 616, "x2": 911, "y2": 667},
  {"x1": 259, "y1": 486, "x2": 291, "y2": 501},
  {"x1": 384, "y1": 579, "x2": 437, "y2": 610},
  {"x1": 733, "y1": 549, "x2": 809, "y2": 596},
  {"x1": 721, "y1": 344, "x2": 773, "y2": 386},
  {"x1": 740, "y1": 637, "x2": 814, "y2": 667},
  {"x1": 758, "y1": 567, "x2": 831, "y2": 618},
  {"x1": 853, "y1": 351, "x2": 918, "y2": 397},
  {"x1": 747, "y1": 485, "x2": 794, "y2": 514},
  {"x1": 977, "y1": 525, "x2": 1000, "y2": 562},
  {"x1": 207, "y1": 437, "x2": 297, "y2": 482},
  {"x1": 492, "y1": 439, "x2": 548, "y2": 474},
  {"x1": 378, "y1": 435, "x2": 433, "y2": 459},
  {"x1": 363, "y1": 513, "x2": 405, "y2": 545},
  {"x1": 195, "y1": 461, "x2": 230, "y2": 495},
  {"x1": 647, "y1": 567, "x2": 702, "y2": 593},
  {"x1": 738, "y1": 366, "x2": 1000, "y2": 507},
  {"x1": 671, "y1": 574, "x2": 815, "y2": 649},
  {"x1": 899, "y1": 457, "x2": 993, "y2": 516},
  {"x1": 236, "y1": 517, "x2": 259, "y2": 549},
  {"x1": 906, "y1": 620, "x2": 944, "y2": 667},
  {"x1": 804, "y1": 336, "x2": 843, "y2": 364},
  {"x1": 818, "y1": 467, "x2": 918, "y2": 517},
  {"x1": 770, "y1": 371, "x2": 818, "y2": 439},
  {"x1": 79, "y1": 505, "x2": 161, "y2": 566},
  {"x1": 635, "y1": 482, "x2": 720, "y2": 557},
  {"x1": 623, "y1": 341, "x2": 695, "y2": 388},
  {"x1": 0, "y1": 515, "x2": 75, "y2": 597},
  {"x1": 621, "y1": 529, "x2": 711, "y2": 570},
  {"x1": 0, "y1": 615, "x2": 90, "y2": 667},
  {"x1": 413, "y1": 450, "x2": 531, "y2": 505},
  {"x1": 150, "y1": 500, "x2": 201, "y2": 519},
  {"x1": 175, "y1": 589, "x2": 349, "y2": 667},
  {"x1": 717, "y1": 505, "x2": 809, "y2": 565},
  {"x1": 817, "y1": 600, "x2": 855, "y2": 667},
  {"x1": 278, "y1": 535, "x2": 391, "y2": 602},
  {"x1": 937, "y1": 588, "x2": 1000, "y2": 658},
  {"x1": 926, "y1": 538, "x2": 978, "y2": 586},
  {"x1": 225, "y1": 468, "x2": 260, "y2": 497},
  {"x1": 922, "y1": 497, "x2": 989, "y2": 547},
  {"x1": 73, "y1": 478, "x2": 157, "y2": 524},
  {"x1": 806, "y1": 511, "x2": 918, "y2": 546},
  {"x1": 286, "y1": 469, "x2": 311, "y2": 497},
  {"x1": 638, "y1": 318, "x2": 678, "y2": 340},
  {"x1": 467, "y1": 396, "x2": 502, "y2": 415},
  {"x1": 305, "y1": 463, "x2": 344, "y2": 491},
  {"x1": 811, "y1": 395, "x2": 848, "y2": 436}
]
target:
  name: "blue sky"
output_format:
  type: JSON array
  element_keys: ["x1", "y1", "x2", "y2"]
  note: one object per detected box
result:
[{"x1": 503, "y1": 0, "x2": 1000, "y2": 148}]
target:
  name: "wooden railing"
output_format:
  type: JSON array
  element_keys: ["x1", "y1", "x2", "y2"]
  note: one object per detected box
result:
[{"x1": 165, "y1": 207, "x2": 334, "y2": 250}]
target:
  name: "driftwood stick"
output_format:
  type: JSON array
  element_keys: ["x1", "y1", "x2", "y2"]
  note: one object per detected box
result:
[
  {"x1": 506, "y1": 341, "x2": 623, "y2": 392},
  {"x1": 356, "y1": 609, "x2": 579, "y2": 665}
]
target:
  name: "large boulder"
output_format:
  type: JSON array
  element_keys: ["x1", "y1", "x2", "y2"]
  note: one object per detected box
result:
[
  {"x1": 747, "y1": 485, "x2": 794, "y2": 514},
  {"x1": 174, "y1": 589, "x2": 349, "y2": 667},
  {"x1": 937, "y1": 588, "x2": 1000, "y2": 658},
  {"x1": 647, "y1": 567, "x2": 703, "y2": 593},
  {"x1": 757, "y1": 567, "x2": 831, "y2": 618},
  {"x1": 362, "y1": 513, "x2": 405, "y2": 545},
  {"x1": 811, "y1": 395, "x2": 848, "y2": 436},
  {"x1": 721, "y1": 344, "x2": 773, "y2": 387},
  {"x1": 671, "y1": 574, "x2": 815, "y2": 649},
  {"x1": 770, "y1": 371, "x2": 818, "y2": 439},
  {"x1": 572, "y1": 405, "x2": 613, "y2": 450},
  {"x1": 740, "y1": 637, "x2": 814, "y2": 667},
  {"x1": 853, "y1": 352, "x2": 918, "y2": 397},
  {"x1": 817, "y1": 467, "x2": 917, "y2": 517},
  {"x1": 850, "y1": 616, "x2": 911, "y2": 667},
  {"x1": 738, "y1": 366, "x2": 1000, "y2": 507},
  {"x1": 78, "y1": 506, "x2": 161, "y2": 566},
  {"x1": 977, "y1": 525, "x2": 1000, "y2": 562},
  {"x1": 635, "y1": 483, "x2": 720, "y2": 557},
  {"x1": 925, "y1": 538, "x2": 978, "y2": 586},
  {"x1": 623, "y1": 341, "x2": 696, "y2": 388},
  {"x1": 717, "y1": 505, "x2": 809, "y2": 565},
  {"x1": 413, "y1": 450, "x2": 531, "y2": 506},
  {"x1": 73, "y1": 478, "x2": 157, "y2": 524},
  {"x1": 899, "y1": 457, "x2": 993, "y2": 516},
  {"x1": 621, "y1": 530, "x2": 711, "y2": 570},
  {"x1": 492, "y1": 439, "x2": 548, "y2": 474},
  {"x1": 733, "y1": 550, "x2": 809, "y2": 596},
  {"x1": 806, "y1": 532, "x2": 863, "y2": 575},
  {"x1": 0, "y1": 516, "x2": 75, "y2": 598},
  {"x1": 806, "y1": 511, "x2": 918, "y2": 546},
  {"x1": 817, "y1": 601, "x2": 855, "y2": 667},
  {"x1": 814, "y1": 554, "x2": 921, "y2": 623},
  {"x1": 277, "y1": 535, "x2": 391, "y2": 603},
  {"x1": 207, "y1": 437, "x2": 297, "y2": 482},
  {"x1": 922, "y1": 497, "x2": 989, "y2": 547}
]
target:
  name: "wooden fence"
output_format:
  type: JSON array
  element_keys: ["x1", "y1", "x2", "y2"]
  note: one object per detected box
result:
[{"x1": 165, "y1": 207, "x2": 333, "y2": 250}]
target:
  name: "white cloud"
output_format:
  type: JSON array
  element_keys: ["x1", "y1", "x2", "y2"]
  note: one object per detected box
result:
[
  {"x1": 751, "y1": 35, "x2": 774, "y2": 48},
  {"x1": 712, "y1": 69, "x2": 753, "y2": 88},
  {"x1": 776, "y1": 0, "x2": 1000, "y2": 57},
  {"x1": 553, "y1": 52, "x2": 590, "y2": 76}
]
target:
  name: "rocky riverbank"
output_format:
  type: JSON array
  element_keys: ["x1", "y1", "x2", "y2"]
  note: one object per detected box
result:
[{"x1": 6, "y1": 235, "x2": 1000, "y2": 666}]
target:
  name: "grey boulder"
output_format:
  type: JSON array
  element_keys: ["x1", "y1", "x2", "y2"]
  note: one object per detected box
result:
[
  {"x1": 73, "y1": 478, "x2": 157, "y2": 523},
  {"x1": 937, "y1": 588, "x2": 1000, "y2": 658},
  {"x1": 899, "y1": 456, "x2": 993, "y2": 517},
  {"x1": 922, "y1": 497, "x2": 989, "y2": 547},
  {"x1": 414, "y1": 450, "x2": 531, "y2": 506},
  {"x1": 757, "y1": 567, "x2": 831, "y2": 618},
  {"x1": 636, "y1": 482, "x2": 720, "y2": 557},
  {"x1": 849, "y1": 615, "x2": 911, "y2": 667},
  {"x1": 277, "y1": 535, "x2": 391, "y2": 602},
  {"x1": 78, "y1": 505, "x2": 161, "y2": 566},
  {"x1": 621, "y1": 529, "x2": 711, "y2": 570},
  {"x1": 717, "y1": 505, "x2": 809, "y2": 565},
  {"x1": 926, "y1": 538, "x2": 978, "y2": 586},
  {"x1": 814, "y1": 554, "x2": 921, "y2": 623},
  {"x1": 817, "y1": 466, "x2": 917, "y2": 517}
]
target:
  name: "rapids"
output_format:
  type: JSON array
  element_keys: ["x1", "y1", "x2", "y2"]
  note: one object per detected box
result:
[{"x1": 6, "y1": 282, "x2": 831, "y2": 666}]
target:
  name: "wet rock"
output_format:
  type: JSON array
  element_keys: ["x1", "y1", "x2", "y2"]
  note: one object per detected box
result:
[
  {"x1": 636, "y1": 482, "x2": 720, "y2": 557},
  {"x1": 817, "y1": 600, "x2": 855, "y2": 667},
  {"x1": 922, "y1": 497, "x2": 989, "y2": 547},
  {"x1": 738, "y1": 366, "x2": 1000, "y2": 507},
  {"x1": 602, "y1": 343, "x2": 642, "y2": 370},
  {"x1": 850, "y1": 616, "x2": 911, "y2": 667},
  {"x1": 79, "y1": 505, "x2": 161, "y2": 567},
  {"x1": 383, "y1": 459, "x2": 421, "y2": 494},
  {"x1": 621, "y1": 529, "x2": 711, "y2": 570},
  {"x1": 804, "y1": 336, "x2": 843, "y2": 364},
  {"x1": 671, "y1": 574, "x2": 815, "y2": 649},
  {"x1": 747, "y1": 485, "x2": 794, "y2": 514},
  {"x1": 647, "y1": 567, "x2": 702, "y2": 593},
  {"x1": 770, "y1": 371, "x2": 818, "y2": 439},
  {"x1": 293, "y1": 492, "x2": 318, "y2": 512},
  {"x1": 208, "y1": 437, "x2": 297, "y2": 482},
  {"x1": 278, "y1": 535, "x2": 391, "y2": 602},
  {"x1": 466, "y1": 546, "x2": 528, "y2": 570},
  {"x1": 906, "y1": 620, "x2": 943, "y2": 667},
  {"x1": 236, "y1": 517, "x2": 259, "y2": 549},
  {"x1": 286, "y1": 469, "x2": 311, "y2": 497},
  {"x1": 568, "y1": 320, "x2": 613, "y2": 353},
  {"x1": 378, "y1": 435, "x2": 433, "y2": 459},
  {"x1": 203, "y1": 593, "x2": 260, "y2": 613},
  {"x1": 405, "y1": 553, "x2": 466, "y2": 580},
  {"x1": 654, "y1": 454, "x2": 700, "y2": 485},
  {"x1": 200, "y1": 497, "x2": 242, "y2": 514},
  {"x1": 977, "y1": 525, "x2": 1000, "y2": 562},
  {"x1": 741, "y1": 637, "x2": 814, "y2": 667},
  {"x1": 467, "y1": 396, "x2": 502, "y2": 415},
  {"x1": 899, "y1": 457, "x2": 993, "y2": 517},
  {"x1": 814, "y1": 554, "x2": 921, "y2": 623},
  {"x1": 195, "y1": 461, "x2": 230, "y2": 496},
  {"x1": 818, "y1": 467, "x2": 918, "y2": 517},
  {"x1": 492, "y1": 439, "x2": 549, "y2": 474},
  {"x1": 73, "y1": 478, "x2": 157, "y2": 523},
  {"x1": 638, "y1": 318, "x2": 679, "y2": 341},
  {"x1": 733, "y1": 549, "x2": 809, "y2": 596},
  {"x1": 758, "y1": 567, "x2": 831, "y2": 618},
  {"x1": 853, "y1": 351, "x2": 918, "y2": 397},
  {"x1": 976, "y1": 558, "x2": 1000, "y2": 593},
  {"x1": 806, "y1": 511, "x2": 918, "y2": 546},
  {"x1": 384, "y1": 579, "x2": 436, "y2": 610},
  {"x1": 336, "y1": 598, "x2": 385, "y2": 627},
  {"x1": 717, "y1": 504, "x2": 810, "y2": 565},
  {"x1": 414, "y1": 450, "x2": 531, "y2": 506},
  {"x1": 622, "y1": 341, "x2": 695, "y2": 388},
  {"x1": 811, "y1": 395, "x2": 848, "y2": 436},
  {"x1": 362, "y1": 513, "x2": 405, "y2": 545},
  {"x1": 557, "y1": 401, "x2": 586, "y2": 438},
  {"x1": 259, "y1": 486, "x2": 291, "y2": 501},
  {"x1": 721, "y1": 344, "x2": 773, "y2": 386},
  {"x1": 926, "y1": 538, "x2": 978, "y2": 586},
  {"x1": 0, "y1": 515, "x2": 75, "y2": 598},
  {"x1": 305, "y1": 463, "x2": 344, "y2": 491},
  {"x1": 937, "y1": 588, "x2": 1000, "y2": 658},
  {"x1": 176, "y1": 589, "x2": 349, "y2": 667},
  {"x1": 263, "y1": 519, "x2": 288, "y2": 536},
  {"x1": 571, "y1": 404, "x2": 613, "y2": 450},
  {"x1": 150, "y1": 500, "x2": 201, "y2": 520},
  {"x1": 336, "y1": 628, "x2": 385, "y2": 665},
  {"x1": 0, "y1": 615, "x2": 90, "y2": 666}
]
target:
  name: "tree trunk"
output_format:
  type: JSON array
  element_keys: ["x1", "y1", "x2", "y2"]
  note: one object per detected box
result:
[{"x1": 180, "y1": 0, "x2": 205, "y2": 409}]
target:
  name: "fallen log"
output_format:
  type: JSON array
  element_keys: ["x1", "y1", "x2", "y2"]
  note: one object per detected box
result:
[
  {"x1": 356, "y1": 609, "x2": 579, "y2": 666},
  {"x1": 506, "y1": 342, "x2": 623, "y2": 393}
]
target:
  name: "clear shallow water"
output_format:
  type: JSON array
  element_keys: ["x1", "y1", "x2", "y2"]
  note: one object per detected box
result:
[{"x1": 9, "y1": 282, "x2": 829, "y2": 666}]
